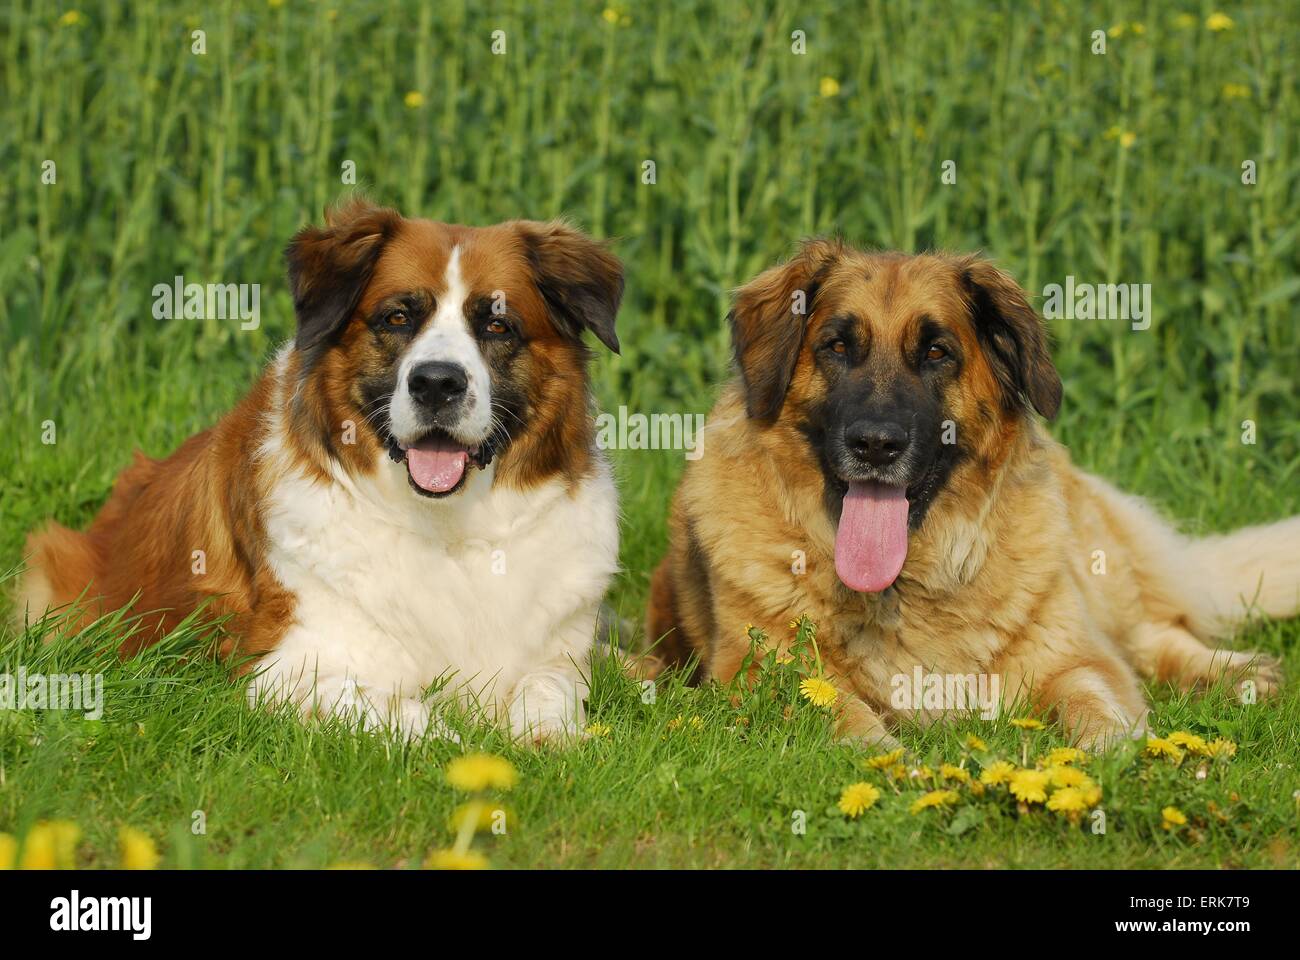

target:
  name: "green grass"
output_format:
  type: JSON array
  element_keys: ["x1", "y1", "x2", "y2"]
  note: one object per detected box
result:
[{"x1": 2, "y1": 0, "x2": 1299, "y2": 868}]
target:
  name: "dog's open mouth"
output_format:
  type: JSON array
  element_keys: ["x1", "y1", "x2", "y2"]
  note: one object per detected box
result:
[
  {"x1": 387, "y1": 430, "x2": 492, "y2": 498},
  {"x1": 835, "y1": 481, "x2": 909, "y2": 594},
  {"x1": 833, "y1": 461, "x2": 944, "y2": 594}
]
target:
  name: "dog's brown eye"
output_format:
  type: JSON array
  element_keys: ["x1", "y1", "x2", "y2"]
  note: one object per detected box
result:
[
  {"x1": 925, "y1": 344, "x2": 947, "y2": 361},
  {"x1": 827, "y1": 338, "x2": 847, "y2": 355},
  {"x1": 485, "y1": 319, "x2": 509, "y2": 336},
  {"x1": 387, "y1": 310, "x2": 409, "y2": 327}
]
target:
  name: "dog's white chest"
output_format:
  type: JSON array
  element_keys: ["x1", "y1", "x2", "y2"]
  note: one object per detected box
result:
[{"x1": 254, "y1": 456, "x2": 619, "y2": 712}]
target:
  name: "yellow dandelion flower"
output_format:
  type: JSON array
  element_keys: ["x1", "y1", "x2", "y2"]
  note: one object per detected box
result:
[
  {"x1": 818, "y1": 77, "x2": 841, "y2": 98},
  {"x1": 1221, "y1": 83, "x2": 1250, "y2": 100},
  {"x1": 1009, "y1": 768, "x2": 1050, "y2": 804},
  {"x1": 601, "y1": 8, "x2": 619, "y2": 25},
  {"x1": 1174, "y1": 13, "x2": 1197, "y2": 29},
  {"x1": 425, "y1": 849, "x2": 490, "y2": 870},
  {"x1": 887, "y1": 763, "x2": 908, "y2": 781},
  {"x1": 1162, "y1": 806, "x2": 1188, "y2": 829},
  {"x1": 58, "y1": 10, "x2": 84, "y2": 27},
  {"x1": 18, "y1": 830, "x2": 55, "y2": 870},
  {"x1": 940, "y1": 764, "x2": 971, "y2": 784},
  {"x1": 775, "y1": 654, "x2": 794, "y2": 665},
  {"x1": 327, "y1": 861, "x2": 375, "y2": 869},
  {"x1": 1205, "y1": 12, "x2": 1234, "y2": 31},
  {"x1": 448, "y1": 803, "x2": 514, "y2": 834},
  {"x1": 1082, "y1": 782, "x2": 1103, "y2": 807},
  {"x1": 1130, "y1": 22, "x2": 1146, "y2": 35},
  {"x1": 800, "y1": 676, "x2": 837, "y2": 707},
  {"x1": 980, "y1": 760, "x2": 1016, "y2": 786},
  {"x1": 1046, "y1": 747, "x2": 1087, "y2": 767},
  {"x1": 838, "y1": 782, "x2": 881, "y2": 818},
  {"x1": 965, "y1": 734, "x2": 987, "y2": 751},
  {"x1": 1046, "y1": 765, "x2": 1090, "y2": 789},
  {"x1": 118, "y1": 826, "x2": 160, "y2": 870},
  {"x1": 1168, "y1": 731, "x2": 1210, "y2": 754},
  {"x1": 667, "y1": 713, "x2": 703, "y2": 732},
  {"x1": 866, "y1": 747, "x2": 905, "y2": 769},
  {"x1": 0, "y1": 833, "x2": 15, "y2": 870},
  {"x1": 1206, "y1": 737, "x2": 1237, "y2": 759},
  {"x1": 20, "y1": 821, "x2": 80, "y2": 870},
  {"x1": 268, "y1": 0, "x2": 284, "y2": 8},
  {"x1": 1145, "y1": 737, "x2": 1185, "y2": 762},
  {"x1": 1119, "y1": 131, "x2": 1137, "y2": 149},
  {"x1": 586, "y1": 722, "x2": 612, "y2": 738},
  {"x1": 1047, "y1": 787, "x2": 1088, "y2": 813},
  {"x1": 403, "y1": 91, "x2": 424, "y2": 109},
  {"x1": 1107, "y1": 23, "x2": 1126, "y2": 38},
  {"x1": 910, "y1": 790, "x2": 960, "y2": 814},
  {"x1": 445, "y1": 753, "x2": 518, "y2": 792},
  {"x1": 1009, "y1": 717, "x2": 1044, "y2": 730}
]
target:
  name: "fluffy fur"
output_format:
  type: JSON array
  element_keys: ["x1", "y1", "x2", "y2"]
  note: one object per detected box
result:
[
  {"x1": 19, "y1": 199, "x2": 625, "y2": 742},
  {"x1": 647, "y1": 244, "x2": 1298, "y2": 748}
]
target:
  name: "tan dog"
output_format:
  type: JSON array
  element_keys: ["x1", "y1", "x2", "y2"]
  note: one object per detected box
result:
[{"x1": 646, "y1": 242, "x2": 1298, "y2": 748}]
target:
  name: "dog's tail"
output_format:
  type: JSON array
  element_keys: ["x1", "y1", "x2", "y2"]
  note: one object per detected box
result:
[
  {"x1": 1079, "y1": 471, "x2": 1299, "y2": 639},
  {"x1": 1180, "y1": 516, "x2": 1300, "y2": 634},
  {"x1": 13, "y1": 521, "x2": 102, "y2": 631}
]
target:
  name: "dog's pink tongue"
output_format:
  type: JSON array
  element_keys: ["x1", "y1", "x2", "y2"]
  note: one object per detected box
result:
[
  {"x1": 406, "y1": 437, "x2": 468, "y2": 493},
  {"x1": 835, "y1": 482, "x2": 909, "y2": 592}
]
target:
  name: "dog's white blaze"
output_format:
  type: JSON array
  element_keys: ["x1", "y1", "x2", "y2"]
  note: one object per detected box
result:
[
  {"x1": 388, "y1": 245, "x2": 493, "y2": 444},
  {"x1": 251, "y1": 353, "x2": 620, "y2": 740}
]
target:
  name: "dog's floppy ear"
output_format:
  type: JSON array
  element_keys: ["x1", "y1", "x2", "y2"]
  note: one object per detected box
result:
[
  {"x1": 286, "y1": 197, "x2": 403, "y2": 359},
  {"x1": 731, "y1": 238, "x2": 841, "y2": 420},
  {"x1": 959, "y1": 256, "x2": 1062, "y2": 420},
  {"x1": 516, "y1": 219, "x2": 624, "y2": 353}
]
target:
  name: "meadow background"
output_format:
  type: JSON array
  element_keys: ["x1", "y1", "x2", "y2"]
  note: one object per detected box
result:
[{"x1": 1, "y1": 0, "x2": 1298, "y2": 868}]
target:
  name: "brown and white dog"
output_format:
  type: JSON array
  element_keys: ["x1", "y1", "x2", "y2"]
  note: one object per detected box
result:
[
  {"x1": 19, "y1": 198, "x2": 624, "y2": 741},
  {"x1": 647, "y1": 241, "x2": 1299, "y2": 748}
]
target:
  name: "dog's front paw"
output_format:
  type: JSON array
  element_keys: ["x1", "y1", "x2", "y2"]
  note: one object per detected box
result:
[
  {"x1": 507, "y1": 701, "x2": 580, "y2": 747},
  {"x1": 314, "y1": 679, "x2": 458, "y2": 743},
  {"x1": 838, "y1": 729, "x2": 903, "y2": 752},
  {"x1": 381, "y1": 696, "x2": 461, "y2": 743},
  {"x1": 1215, "y1": 650, "x2": 1282, "y2": 701},
  {"x1": 1068, "y1": 707, "x2": 1149, "y2": 752},
  {"x1": 506, "y1": 678, "x2": 583, "y2": 747}
]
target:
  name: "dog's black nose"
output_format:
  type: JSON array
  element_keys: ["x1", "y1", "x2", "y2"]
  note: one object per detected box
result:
[
  {"x1": 408, "y1": 361, "x2": 468, "y2": 410},
  {"x1": 845, "y1": 420, "x2": 910, "y2": 468}
]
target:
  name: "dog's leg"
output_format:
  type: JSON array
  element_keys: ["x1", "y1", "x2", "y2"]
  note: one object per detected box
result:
[
  {"x1": 998, "y1": 638, "x2": 1149, "y2": 750},
  {"x1": 832, "y1": 688, "x2": 902, "y2": 750},
  {"x1": 1032, "y1": 661, "x2": 1149, "y2": 750},
  {"x1": 1127, "y1": 621, "x2": 1281, "y2": 699},
  {"x1": 506, "y1": 661, "x2": 587, "y2": 745},
  {"x1": 505, "y1": 610, "x2": 594, "y2": 745},
  {"x1": 706, "y1": 614, "x2": 899, "y2": 749},
  {"x1": 248, "y1": 660, "x2": 452, "y2": 741}
]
